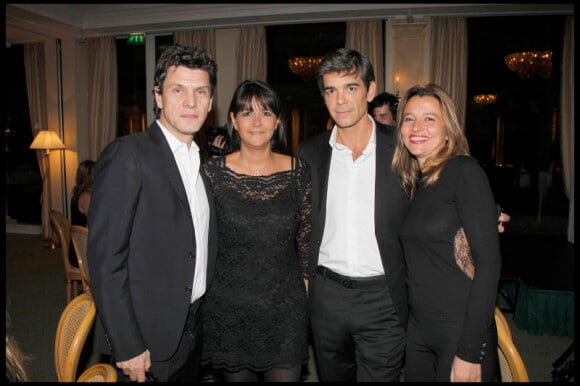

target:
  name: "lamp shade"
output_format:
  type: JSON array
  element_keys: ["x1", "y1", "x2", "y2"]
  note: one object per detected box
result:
[{"x1": 30, "y1": 130, "x2": 65, "y2": 151}]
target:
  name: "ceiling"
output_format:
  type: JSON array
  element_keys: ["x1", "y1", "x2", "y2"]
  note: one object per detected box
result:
[{"x1": 6, "y1": 3, "x2": 574, "y2": 45}]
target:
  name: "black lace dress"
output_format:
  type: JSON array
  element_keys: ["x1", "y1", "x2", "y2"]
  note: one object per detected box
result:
[{"x1": 201, "y1": 155, "x2": 312, "y2": 372}]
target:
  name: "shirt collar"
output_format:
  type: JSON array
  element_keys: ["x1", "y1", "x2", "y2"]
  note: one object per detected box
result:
[
  {"x1": 328, "y1": 115, "x2": 377, "y2": 154},
  {"x1": 157, "y1": 119, "x2": 200, "y2": 154}
]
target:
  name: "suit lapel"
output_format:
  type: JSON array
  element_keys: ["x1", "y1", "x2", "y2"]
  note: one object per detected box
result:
[
  {"x1": 148, "y1": 123, "x2": 191, "y2": 215},
  {"x1": 317, "y1": 133, "x2": 333, "y2": 227},
  {"x1": 374, "y1": 130, "x2": 396, "y2": 232}
]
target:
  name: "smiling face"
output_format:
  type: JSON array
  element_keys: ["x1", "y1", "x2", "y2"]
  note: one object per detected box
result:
[
  {"x1": 230, "y1": 97, "x2": 279, "y2": 150},
  {"x1": 322, "y1": 71, "x2": 376, "y2": 130},
  {"x1": 154, "y1": 65, "x2": 213, "y2": 144},
  {"x1": 400, "y1": 95, "x2": 448, "y2": 168}
]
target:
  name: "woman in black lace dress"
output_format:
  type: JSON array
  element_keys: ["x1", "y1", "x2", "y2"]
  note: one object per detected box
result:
[{"x1": 201, "y1": 80, "x2": 312, "y2": 382}]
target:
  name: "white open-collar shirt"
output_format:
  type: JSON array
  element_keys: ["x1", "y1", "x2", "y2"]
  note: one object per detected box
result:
[
  {"x1": 318, "y1": 116, "x2": 384, "y2": 277},
  {"x1": 159, "y1": 121, "x2": 209, "y2": 303}
]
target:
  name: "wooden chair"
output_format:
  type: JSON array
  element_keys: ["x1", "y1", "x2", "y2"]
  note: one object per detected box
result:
[
  {"x1": 54, "y1": 292, "x2": 96, "y2": 382},
  {"x1": 77, "y1": 363, "x2": 117, "y2": 382},
  {"x1": 50, "y1": 210, "x2": 83, "y2": 303},
  {"x1": 495, "y1": 307, "x2": 529, "y2": 382},
  {"x1": 70, "y1": 225, "x2": 90, "y2": 293}
]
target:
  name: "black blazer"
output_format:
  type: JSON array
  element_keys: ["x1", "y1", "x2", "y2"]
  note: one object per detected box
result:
[
  {"x1": 297, "y1": 123, "x2": 409, "y2": 329},
  {"x1": 87, "y1": 122, "x2": 218, "y2": 362}
]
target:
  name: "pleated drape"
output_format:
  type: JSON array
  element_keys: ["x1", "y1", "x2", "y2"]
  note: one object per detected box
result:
[
  {"x1": 560, "y1": 16, "x2": 574, "y2": 244},
  {"x1": 87, "y1": 37, "x2": 118, "y2": 160},
  {"x1": 23, "y1": 42, "x2": 51, "y2": 239},
  {"x1": 345, "y1": 20, "x2": 384, "y2": 93},
  {"x1": 235, "y1": 26, "x2": 267, "y2": 84},
  {"x1": 429, "y1": 17, "x2": 468, "y2": 130}
]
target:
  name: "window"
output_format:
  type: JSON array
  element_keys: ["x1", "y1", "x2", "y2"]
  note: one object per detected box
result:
[
  {"x1": 466, "y1": 15, "x2": 568, "y2": 223},
  {"x1": 116, "y1": 34, "x2": 173, "y2": 137},
  {"x1": 6, "y1": 44, "x2": 42, "y2": 224},
  {"x1": 267, "y1": 23, "x2": 346, "y2": 144}
]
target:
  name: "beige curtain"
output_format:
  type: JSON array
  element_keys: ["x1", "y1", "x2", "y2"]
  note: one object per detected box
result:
[
  {"x1": 23, "y1": 42, "x2": 51, "y2": 239},
  {"x1": 345, "y1": 20, "x2": 384, "y2": 93},
  {"x1": 174, "y1": 29, "x2": 216, "y2": 58},
  {"x1": 236, "y1": 26, "x2": 267, "y2": 84},
  {"x1": 87, "y1": 37, "x2": 118, "y2": 160},
  {"x1": 560, "y1": 15, "x2": 574, "y2": 244},
  {"x1": 174, "y1": 29, "x2": 218, "y2": 126},
  {"x1": 429, "y1": 17, "x2": 468, "y2": 130}
]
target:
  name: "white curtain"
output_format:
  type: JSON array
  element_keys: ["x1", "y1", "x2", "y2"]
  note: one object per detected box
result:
[
  {"x1": 429, "y1": 17, "x2": 468, "y2": 130},
  {"x1": 23, "y1": 42, "x2": 51, "y2": 239},
  {"x1": 87, "y1": 37, "x2": 118, "y2": 160},
  {"x1": 560, "y1": 16, "x2": 574, "y2": 244},
  {"x1": 236, "y1": 26, "x2": 267, "y2": 84},
  {"x1": 345, "y1": 20, "x2": 384, "y2": 93}
]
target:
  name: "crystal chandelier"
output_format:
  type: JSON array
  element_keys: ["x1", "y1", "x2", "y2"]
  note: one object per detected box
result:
[
  {"x1": 473, "y1": 94, "x2": 498, "y2": 105},
  {"x1": 504, "y1": 51, "x2": 553, "y2": 80},
  {"x1": 288, "y1": 56, "x2": 324, "y2": 81}
]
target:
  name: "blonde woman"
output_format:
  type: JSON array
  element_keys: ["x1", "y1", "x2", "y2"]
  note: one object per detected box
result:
[{"x1": 392, "y1": 83, "x2": 501, "y2": 382}]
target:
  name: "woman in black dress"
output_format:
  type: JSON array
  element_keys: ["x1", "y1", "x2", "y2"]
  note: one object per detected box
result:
[
  {"x1": 69, "y1": 159, "x2": 95, "y2": 267},
  {"x1": 201, "y1": 80, "x2": 311, "y2": 382},
  {"x1": 392, "y1": 84, "x2": 501, "y2": 382}
]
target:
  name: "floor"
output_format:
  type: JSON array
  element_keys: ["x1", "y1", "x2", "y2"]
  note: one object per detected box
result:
[{"x1": 5, "y1": 231, "x2": 574, "y2": 382}]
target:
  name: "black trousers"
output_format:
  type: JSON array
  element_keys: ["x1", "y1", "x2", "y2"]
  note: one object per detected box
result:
[
  {"x1": 115, "y1": 297, "x2": 204, "y2": 382},
  {"x1": 310, "y1": 268, "x2": 405, "y2": 382}
]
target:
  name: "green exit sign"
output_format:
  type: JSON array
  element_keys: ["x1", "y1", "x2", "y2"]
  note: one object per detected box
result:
[{"x1": 127, "y1": 33, "x2": 145, "y2": 45}]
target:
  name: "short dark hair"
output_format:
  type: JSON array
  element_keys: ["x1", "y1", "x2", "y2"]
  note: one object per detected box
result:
[
  {"x1": 227, "y1": 80, "x2": 288, "y2": 153},
  {"x1": 152, "y1": 45, "x2": 217, "y2": 119},
  {"x1": 316, "y1": 48, "x2": 375, "y2": 95},
  {"x1": 368, "y1": 92, "x2": 399, "y2": 121}
]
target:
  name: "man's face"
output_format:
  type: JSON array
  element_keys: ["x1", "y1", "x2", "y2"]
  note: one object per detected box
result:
[
  {"x1": 322, "y1": 72, "x2": 376, "y2": 130},
  {"x1": 371, "y1": 104, "x2": 395, "y2": 126},
  {"x1": 154, "y1": 65, "x2": 213, "y2": 143}
]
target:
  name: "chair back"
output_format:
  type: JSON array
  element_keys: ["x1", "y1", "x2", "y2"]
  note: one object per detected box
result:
[
  {"x1": 54, "y1": 292, "x2": 96, "y2": 382},
  {"x1": 50, "y1": 210, "x2": 83, "y2": 303},
  {"x1": 494, "y1": 305, "x2": 513, "y2": 340},
  {"x1": 495, "y1": 307, "x2": 529, "y2": 382},
  {"x1": 71, "y1": 225, "x2": 90, "y2": 293},
  {"x1": 77, "y1": 363, "x2": 117, "y2": 382}
]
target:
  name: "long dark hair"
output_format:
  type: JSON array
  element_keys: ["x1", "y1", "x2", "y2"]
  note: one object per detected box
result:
[
  {"x1": 227, "y1": 80, "x2": 288, "y2": 153},
  {"x1": 71, "y1": 159, "x2": 95, "y2": 198}
]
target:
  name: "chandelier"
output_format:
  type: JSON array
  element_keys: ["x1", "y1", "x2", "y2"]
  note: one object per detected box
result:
[
  {"x1": 473, "y1": 94, "x2": 497, "y2": 105},
  {"x1": 504, "y1": 51, "x2": 553, "y2": 80},
  {"x1": 288, "y1": 56, "x2": 324, "y2": 81}
]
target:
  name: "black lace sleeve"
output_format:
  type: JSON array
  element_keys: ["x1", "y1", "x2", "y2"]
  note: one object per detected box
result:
[{"x1": 295, "y1": 157, "x2": 312, "y2": 279}]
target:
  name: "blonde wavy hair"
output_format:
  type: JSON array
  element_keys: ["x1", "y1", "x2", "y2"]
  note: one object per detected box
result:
[{"x1": 392, "y1": 83, "x2": 470, "y2": 198}]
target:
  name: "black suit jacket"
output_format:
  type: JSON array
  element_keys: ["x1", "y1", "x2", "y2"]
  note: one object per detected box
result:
[
  {"x1": 297, "y1": 122, "x2": 409, "y2": 329},
  {"x1": 87, "y1": 122, "x2": 218, "y2": 362}
]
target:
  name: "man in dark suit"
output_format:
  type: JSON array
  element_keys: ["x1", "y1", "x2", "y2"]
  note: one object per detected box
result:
[
  {"x1": 297, "y1": 48, "x2": 409, "y2": 382},
  {"x1": 87, "y1": 45, "x2": 218, "y2": 382},
  {"x1": 369, "y1": 91, "x2": 399, "y2": 125},
  {"x1": 368, "y1": 91, "x2": 399, "y2": 136}
]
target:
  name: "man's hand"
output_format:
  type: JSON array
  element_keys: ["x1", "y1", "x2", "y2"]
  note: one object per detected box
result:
[
  {"x1": 498, "y1": 212, "x2": 510, "y2": 233},
  {"x1": 211, "y1": 135, "x2": 226, "y2": 149},
  {"x1": 116, "y1": 350, "x2": 151, "y2": 382}
]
